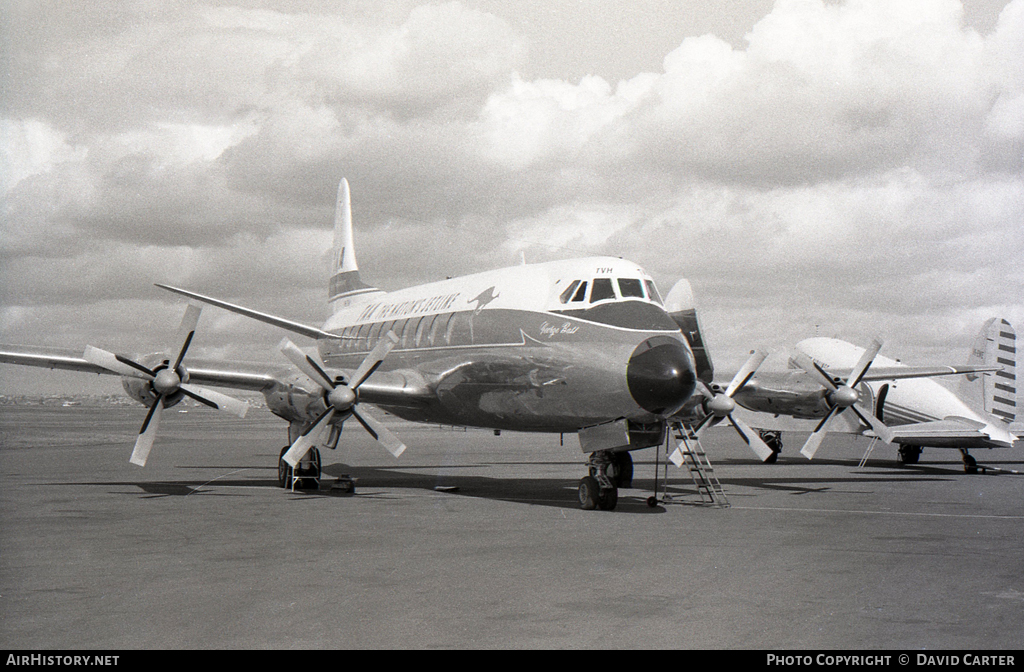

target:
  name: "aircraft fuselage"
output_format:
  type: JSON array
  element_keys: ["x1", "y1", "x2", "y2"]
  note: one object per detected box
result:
[{"x1": 317, "y1": 257, "x2": 697, "y2": 433}]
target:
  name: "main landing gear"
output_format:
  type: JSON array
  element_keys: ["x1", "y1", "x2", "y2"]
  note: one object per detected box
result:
[
  {"x1": 578, "y1": 450, "x2": 632, "y2": 511},
  {"x1": 959, "y1": 448, "x2": 982, "y2": 474},
  {"x1": 278, "y1": 446, "x2": 322, "y2": 490},
  {"x1": 897, "y1": 445, "x2": 922, "y2": 466},
  {"x1": 758, "y1": 430, "x2": 783, "y2": 463}
]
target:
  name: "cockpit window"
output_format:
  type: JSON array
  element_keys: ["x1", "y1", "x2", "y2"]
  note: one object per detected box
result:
[
  {"x1": 590, "y1": 278, "x2": 615, "y2": 303},
  {"x1": 617, "y1": 278, "x2": 644, "y2": 299},
  {"x1": 645, "y1": 279, "x2": 663, "y2": 305},
  {"x1": 559, "y1": 280, "x2": 581, "y2": 304},
  {"x1": 571, "y1": 281, "x2": 588, "y2": 302}
]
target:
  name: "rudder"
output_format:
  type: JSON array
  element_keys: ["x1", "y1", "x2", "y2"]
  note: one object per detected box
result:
[
  {"x1": 328, "y1": 179, "x2": 381, "y2": 311},
  {"x1": 962, "y1": 318, "x2": 1017, "y2": 424}
]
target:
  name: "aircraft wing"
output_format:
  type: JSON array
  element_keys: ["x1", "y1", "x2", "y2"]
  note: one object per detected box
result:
[
  {"x1": 882, "y1": 418, "x2": 1016, "y2": 449},
  {"x1": 729, "y1": 406, "x2": 867, "y2": 434},
  {"x1": 0, "y1": 343, "x2": 281, "y2": 392},
  {"x1": 1, "y1": 344, "x2": 111, "y2": 376},
  {"x1": 854, "y1": 365, "x2": 1002, "y2": 381}
]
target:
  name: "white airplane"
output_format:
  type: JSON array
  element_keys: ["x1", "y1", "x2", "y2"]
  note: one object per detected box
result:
[
  {"x1": 720, "y1": 320, "x2": 1019, "y2": 472},
  {"x1": 1, "y1": 179, "x2": 725, "y2": 511}
]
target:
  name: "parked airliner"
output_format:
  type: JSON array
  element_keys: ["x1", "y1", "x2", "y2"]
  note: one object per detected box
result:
[
  {"x1": 722, "y1": 321, "x2": 1019, "y2": 472},
  {"x1": 1, "y1": 179, "x2": 714, "y2": 510}
]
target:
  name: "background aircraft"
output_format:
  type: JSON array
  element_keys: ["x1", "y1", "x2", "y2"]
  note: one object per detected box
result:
[
  {"x1": 722, "y1": 320, "x2": 1018, "y2": 472},
  {"x1": 1, "y1": 179, "x2": 708, "y2": 511}
]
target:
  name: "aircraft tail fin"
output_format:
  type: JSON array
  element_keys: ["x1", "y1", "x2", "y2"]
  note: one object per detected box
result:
[
  {"x1": 664, "y1": 279, "x2": 713, "y2": 384},
  {"x1": 328, "y1": 179, "x2": 381, "y2": 311},
  {"x1": 961, "y1": 318, "x2": 1017, "y2": 425}
]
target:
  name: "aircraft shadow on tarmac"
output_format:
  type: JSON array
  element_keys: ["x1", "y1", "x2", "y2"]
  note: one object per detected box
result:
[{"x1": 50, "y1": 455, "x2": 1018, "y2": 508}]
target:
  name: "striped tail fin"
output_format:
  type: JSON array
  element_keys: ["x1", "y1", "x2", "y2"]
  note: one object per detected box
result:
[
  {"x1": 328, "y1": 179, "x2": 382, "y2": 312},
  {"x1": 962, "y1": 318, "x2": 1017, "y2": 424}
]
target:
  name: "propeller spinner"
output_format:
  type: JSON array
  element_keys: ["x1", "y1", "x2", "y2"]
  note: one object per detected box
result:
[
  {"x1": 792, "y1": 338, "x2": 894, "y2": 459},
  {"x1": 83, "y1": 304, "x2": 249, "y2": 466},
  {"x1": 691, "y1": 350, "x2": 775, "y2": 462},
  {"x1": 279, "y1": 331, "x2": 406, "y2": 468}
]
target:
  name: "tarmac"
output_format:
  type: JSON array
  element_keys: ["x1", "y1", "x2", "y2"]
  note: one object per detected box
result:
[{"x1": 1, "y1": 403, "x2": 1022, "y2": 650}]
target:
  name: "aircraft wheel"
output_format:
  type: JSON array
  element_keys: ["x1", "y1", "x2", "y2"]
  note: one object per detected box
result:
[
  {"x1": 897, "y1": 446, "x2": 921, "y2": 466},
  {"x1": 578, "y1": 476, "x2": 600, "y2": 510},
  {"x1": 646, "y1": 496, "x2": 658, "y2": 508},
  {"x1": 760, "y1": 431, "x2": 782, "y2": 463},
  {"x1": 597, "y1": 486, "x2": 618, "y2": 511},
  {"x1": 278, "y1": 447, "x2": 292, "y2": 488},
  {"x1": 609, "y1": 451, "x2": 633, "y2": 488},
  {"x1": 963, "y1": 454, "x2": 978, "y2": 474}
]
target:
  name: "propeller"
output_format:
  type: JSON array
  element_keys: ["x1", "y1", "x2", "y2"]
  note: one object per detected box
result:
[
  {"x1": 690, "y1": 350, "x2": 775, "y2": 462},
  {"x1": 279, "y1": 331, "x2": 406, "y2": 468},
  {"x1": 83, "y1": 304, "x2": 249, "y2": 466},
  {"x1": 791, "y1": 338, "x2": 894, "y2": 459}
]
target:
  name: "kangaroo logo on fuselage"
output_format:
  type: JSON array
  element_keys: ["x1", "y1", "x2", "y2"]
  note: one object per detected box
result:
[{"x1": 469, "y1": 286, "x2": 500, "y2": 315}]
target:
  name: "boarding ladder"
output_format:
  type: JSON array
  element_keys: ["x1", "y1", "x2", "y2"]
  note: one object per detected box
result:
[{"x1": 660, "y1": 424, "x2": 729, "y2": 508}]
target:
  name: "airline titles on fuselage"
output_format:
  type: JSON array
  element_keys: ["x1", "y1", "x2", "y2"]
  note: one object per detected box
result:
[{"x1": 357, "y1": 292, "x2": 463, "y2": 322}]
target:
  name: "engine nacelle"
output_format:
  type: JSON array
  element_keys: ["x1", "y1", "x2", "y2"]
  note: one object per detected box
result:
[
  {"x1": 120, "y1": 353, "x2": 187, "y2": 409},
  {"x1": 262, "y1": 370, "x2": 329, "y2": 424}
]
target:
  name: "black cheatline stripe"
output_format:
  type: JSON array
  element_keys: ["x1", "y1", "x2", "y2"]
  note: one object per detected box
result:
[
  {"x1": 999, "y1": 331, "x2": 1015, "y2": 340},
  {"x1": 992, "y1": 408, "x2": 1015, "y2": 421},
  {"x1": 996, "y1": 370, "x2": 1016, "y2": 380},
  {"x1": 998, "y1": 343, "x2": 1016, "y2": 353},
  {"x1": 994, "y1": 383, "x2": 1016, "y2": 394},
  {"x1": 997, "y1": 357, "x2": 1015, "y2": 366}
]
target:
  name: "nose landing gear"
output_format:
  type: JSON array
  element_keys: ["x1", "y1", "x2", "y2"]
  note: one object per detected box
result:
[{"x1": 578, "y1": 450, "x2": 632, "y2": 511}]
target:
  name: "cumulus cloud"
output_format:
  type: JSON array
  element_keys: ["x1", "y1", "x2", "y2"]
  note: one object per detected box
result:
[{"x1": 1, "y1": 0, "x2": 1022, "y2": 392}]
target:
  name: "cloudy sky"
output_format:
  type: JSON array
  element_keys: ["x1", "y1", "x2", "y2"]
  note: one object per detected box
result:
[{"x1": 2, "y1": 0, "x2": 1022, "y2": 396}]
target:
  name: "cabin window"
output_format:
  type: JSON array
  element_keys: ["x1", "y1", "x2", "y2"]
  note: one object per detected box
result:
[
  {"x1": 447, "y1": 312, "x2": 474, "y2": 346},
  {"x1": 571, "y1": 281, "x2": 588, "y2": 302},
  {"x1": 429, "y1": 313, "x2": 451, "y2": 347},
  {"x1": 355, "y1": 323, "x2": 372, "y2": 351},
  {"x1": 560, "y1": 280, "x2": 581, "y2": 304},
  {"x1": 416, "y1": 315, "x2": 432, "y2": 348},
  {"x1": 590, "y1": 278, "x2": 615, "y2": 303},
  {"x1": 617, "y1": 278, "x2": 644, "y2": 299},
  {"x1": 404, "y1": 317, "x2": 421, "y2": 348},
  {"x1": 645, "y1": 280, "x2": 663, "y2": 304},
  {"x1": 368, "y1": 321, "x2": 383, "y2": 347},
  {"x1": 442, "y1": 315, "x2": 458, "y2": 346}
]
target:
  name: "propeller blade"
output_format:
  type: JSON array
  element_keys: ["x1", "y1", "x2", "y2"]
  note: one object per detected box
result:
[
  {"x1": 283, "y1": 407, "x2": 335, "y2": 467},
  {"x1": 691, "y1": 412, "x2": 719, "y2": 437},
  {"x1": 351, "y1": 406, "x2": 407, "y2": 458},
  {"x1": 792, "y1": 353, "x2": 839, "y2": 391},
  {"x1": 848, "y1": 338, "x2": 882, "y2": 387},
  {"x1": 729, "y1": 414, "x2": 775, "y2": 462},
  {"x1": 171, "y1": 304, "x2": 202, "y2": 367},
  {"x1": 850, "y1": 403, "x2": 894, "y2": 444},
  {"x1": 799, "y1": 406, "x2": 839, "y2": 459},
  {"x1": 350, "y1": 331, "x2": 398, "y2": 390},
  {"x1": 279, "y1": 338, "x2": 335, "y2": 391},
  {"x1": 130, "y1": 397, "x2": 164, "y2": 466},
  {"x1": 724, "y1": 350, "x2": 768, "y2": 398},
  {"x1": 83, "y1": 346, "x2": 154, "y2": 379},
  {"x1": 180, "y1": 384, "x2": 250, "y2": 418}
]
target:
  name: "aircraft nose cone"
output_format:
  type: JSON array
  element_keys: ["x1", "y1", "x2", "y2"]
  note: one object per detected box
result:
[{"x1": 627, "y1": 336, "x2": 697, "y2": 416}]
